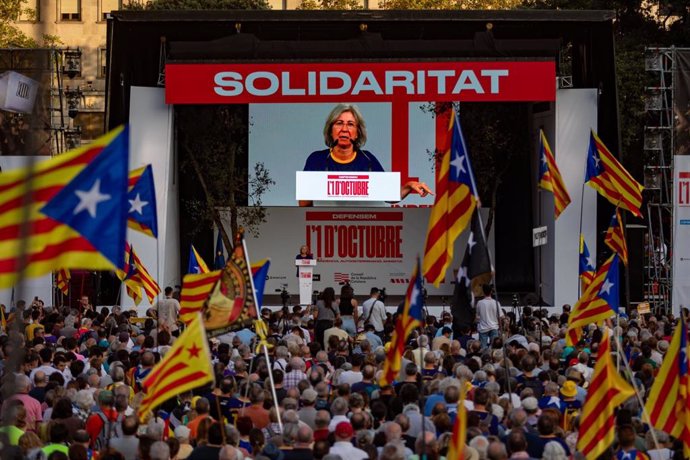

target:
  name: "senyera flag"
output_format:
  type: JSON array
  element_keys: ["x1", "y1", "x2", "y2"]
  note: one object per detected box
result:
[{"x1": 0, "y1": 126, "x2": 129, "y2": 288}]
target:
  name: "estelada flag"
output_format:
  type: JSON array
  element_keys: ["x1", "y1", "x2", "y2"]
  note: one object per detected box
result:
[{"x1": 0, "y1": 126, "x2": 129, "y2": 288}]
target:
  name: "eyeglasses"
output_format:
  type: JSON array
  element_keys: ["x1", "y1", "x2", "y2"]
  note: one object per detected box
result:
[{"x1": 333, "y1": 120, "x2": 357, "y2": 129}]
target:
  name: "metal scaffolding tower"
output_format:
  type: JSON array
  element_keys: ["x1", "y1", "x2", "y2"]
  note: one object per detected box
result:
[{"x1": 643, "y1": 47, "x2": 679, "y2": 313}]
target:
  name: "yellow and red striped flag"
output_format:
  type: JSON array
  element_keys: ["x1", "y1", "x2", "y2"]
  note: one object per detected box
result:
[
  {"x1": 138, "y1": 314, "x2": 214, "y2": 420},
  {"x1": 566, "y1": 254, "x2": 620, "y2": 346},
  {"x1": 577, "y1": 329, "x2": 635, "y2": 460},
  {"x1": 117, "y1": 243, "x2": 160, "y2": 304},
  {"x1": 423, "y1": 109, "x2": 479, "y2": 287},
  {"x1": 586, "y1": 131, "x2": 644, "y2": 217},
  {"x1": 447, "y1": 380, "x2": 468, "y2": 460},
  {"x1": 56, "y1": 269, "x2": 71, "y2": 296},
  {"x1": 604, "y1": 208, "x2": 628, "y2": 266},
  {"x1": 538, "y1": 130, "x2": 571, "y2": 219},
  {"x1": 179, "y1": 270, "x2": 222, "y2": 325},
  {"x1": 645, "y1": 320, "x2": 690, "y2": 457},
  {"x1": 0, "y1": 127, "x2": 129, "y2": 288},
  {"x1": 380, "y1": 257, "x2": 424, "y2": 386}
]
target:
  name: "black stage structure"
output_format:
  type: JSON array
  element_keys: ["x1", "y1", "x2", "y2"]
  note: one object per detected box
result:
[{"x1": 104, "y1": 10, "x2": 641, "y2": 308}]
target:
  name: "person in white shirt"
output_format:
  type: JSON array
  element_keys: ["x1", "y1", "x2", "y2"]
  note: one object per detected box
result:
[
  {"x1": 476, "y1": 284, "x2": 504, "y2": 350},
  {"x1": 329, "y1": 422, "x2": 368, "y2": 459},
  {"x1": 156, "y1": 287, "x2": 180, "y2": 335},
  {"x1": 361, "y1": 287, "x2": 387, "y2": 336}
]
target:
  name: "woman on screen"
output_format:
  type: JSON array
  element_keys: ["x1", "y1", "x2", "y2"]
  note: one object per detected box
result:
[{"x1": 299, "y1": 103, "x2": 433, "y2": 206}]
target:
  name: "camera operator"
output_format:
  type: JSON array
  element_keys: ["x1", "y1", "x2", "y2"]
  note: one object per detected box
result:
[{"x1": 360, "y1": 287, "x2": 386, "y2": 340}]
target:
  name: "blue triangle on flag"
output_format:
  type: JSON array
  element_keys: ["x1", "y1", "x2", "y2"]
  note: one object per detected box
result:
[
  {"x1": 41, "y1": 127, "x2": 129, "y2": 269},
  {"x1": 128, "y1": 164, "x2": 158, "y2": 238}
]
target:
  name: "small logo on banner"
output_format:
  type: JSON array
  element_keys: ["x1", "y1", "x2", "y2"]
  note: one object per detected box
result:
[
  {"x1": 679, "y1": 172, "x2": 690, "y2": 207},
  {"x1": 390, "y1": 278, "x2": 410, "y2": 284},
  {"x1": 327, "y1": 174, "x2": 370, "y2": 198},
  {"x1": 680, "y1": 219, "x2": 690, "y2": 225},
  {"x1": 334, "y1": 272, "x2": 350, "y2": 283}
]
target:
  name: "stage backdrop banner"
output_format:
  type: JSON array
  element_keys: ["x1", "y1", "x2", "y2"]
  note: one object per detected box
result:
[
  {"x1": 237, "y1": 207, "x2": 492, "y2": 297},
  {"x1": 673, "y1": 155, "x2": 690, "y2": 314}
]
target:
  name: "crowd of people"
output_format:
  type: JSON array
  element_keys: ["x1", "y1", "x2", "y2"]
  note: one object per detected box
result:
[{"x1": 0, "y1": 285, "x2": 682, "y2": 460}]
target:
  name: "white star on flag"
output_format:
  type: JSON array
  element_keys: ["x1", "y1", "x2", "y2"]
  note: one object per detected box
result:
[
  {"x1": 599, "y1": 278, "x2": 614, "y2": 296},
  {"x1": 409, "y1": 283, "x2": 420, "y2": 304},
  {"x1": 593, "y1": 154, "x2": 601, "y2": 168},
  {"x1": 541, "y1": 154, "x2": 548, "y2": 165},
  {"x1": 467, "y1": 232, "x2": 477, "y2": 254},
  {"x1": 128, "y1": 193, "x2": 149, "y2": 215},
  {"x1": 74, "y1": 179, "x2": 111, "y2": 218},
  {"x1": 586, "y1": 255, "x2": 595, "y2": 269},
  {"x1": 451, "y1": 154, "x2": 467, "y2": 176}
]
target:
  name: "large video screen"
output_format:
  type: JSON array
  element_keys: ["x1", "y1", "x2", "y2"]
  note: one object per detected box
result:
[{"x1": 166, "y1": 60, "x2": 556, "y2": 207}]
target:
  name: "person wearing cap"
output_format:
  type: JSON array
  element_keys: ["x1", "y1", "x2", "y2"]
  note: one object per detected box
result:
[
  {"x1": 297, "y1": 388, "x2": 319, "y2": 430},
  {"x1": 328, "y1": 422, "x2": 368, "y2": 459},
  {"x1": 564, "y1": 368, "x2": 587, "y2": 404},
  {"x1": 85, "y1": 390, "x2": 119, "y2": 448}
]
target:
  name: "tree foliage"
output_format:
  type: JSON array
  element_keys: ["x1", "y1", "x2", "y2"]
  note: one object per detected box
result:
[{"x1": 0, "y1": 0, "x2": 42, "y2": 48}]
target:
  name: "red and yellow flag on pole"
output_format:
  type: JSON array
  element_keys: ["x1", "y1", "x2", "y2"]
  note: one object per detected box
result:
[
  {"x1": 538, "y1": 130, "x2": 571, "y2": 219},
  {"x1": 585, "y1": 131, "x2": 644, "y2": 217},
  {"x1": 423, "y1": 109, "x2": 479, "y2": 287},
  {"x1": 645, "y1": 320, "x2": 690, "y2": 457},
  {"x1": 604, "y1": 208, "x2": 628, "y2": 266},
  {"x1": 0, "y1": 127, "x2": 129, "y2": 288},
  {"x1": 138, "y1": 314, "x2": 214, "y2": 420},
  {"x1": 577, "y1": 329, "x2": 635, "y2": 460},
  {"x1": 380, "y1": 257, "x2": 424, "y2": 387},
  {"x1": 56, "y1": 269, "x2": 71, "y2": 296},
  {"x1": 447, "y1": 381, "x2": 469, "y2": 460},
  {"x1": 179, "y1": 270, "x2": 222, "y2": 325}
]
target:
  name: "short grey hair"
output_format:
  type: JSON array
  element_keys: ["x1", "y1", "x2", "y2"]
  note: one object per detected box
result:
[
  {"x1": 323, "y1": 103, "x2": 368, "y2": 148},
  {"x1": 330, "y1": 397, "x2": 348, "y2": 416},
  {"x1": 149, "y1": 441, "x2": 170, "y2": 460}
]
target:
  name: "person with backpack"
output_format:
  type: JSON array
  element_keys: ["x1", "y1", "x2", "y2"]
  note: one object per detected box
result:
[{"x1": 85, "y1": 390, "x2": 124, "y2": 450}]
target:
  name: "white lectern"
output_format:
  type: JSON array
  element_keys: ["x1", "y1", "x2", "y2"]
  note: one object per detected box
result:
[{"x1": 296, "y1": 259, "x2": 317, "y2": 306}]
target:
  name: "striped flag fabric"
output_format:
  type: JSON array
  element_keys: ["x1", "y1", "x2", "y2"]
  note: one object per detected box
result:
[
  {"x1": 0, "y1": 126, "x2": 129, "y2": 289},
  {"x1": 605, "y1": 208, "x2": 628, "y2": 266},
  {"x1": 138, "y1": 314, "x2": 214, "y2": 420},
  {"x1": 188, "y1": 245, "x2": 209, "y2": 274},
  {"x1": 538, "y1": 130, "x2": 571, "y2": 219},
  {"x1": 117, "y1": 243, "x2": 144, "y2": 305},
  {"x1": 567, "y1": 254, "x2": 620, "y2": 346},
  {"x1": 579, "y1": 234, "x2": 596, "y2": 290},
  {"x1": 577, "y1": 329, "x2": 635, "y2": 460},
  {"x1": 179, "y1": 270, "x2": 222, "y2": 325},
  {"x1": 334, "y1": 272, "x2": 350, "y2": 284},
  {"x1": 645, "y1": 319, "x2": 690, "y2": 457},
  {"x1": 127, "y1": 165, "x2": 158, "y2": 238},
  {"x1": 447, "y1": 380, "x2": 468, "y2": 460},
  {"x1": 251, "y1": 259, "x2": 271, "y2": 309},
  {"x1": 586, "y1": 131, "x2": 644, "y2": 217},
  {"x1": 423, "y1": 109, "x2": 479, "y2": 287},
  {"x1": 56, "y1": 269, "x2": 71, "y2": 296},
  {"x1": 117, "y1": 243, "x2": 160, "y2": 304},
  {"x1": 380, "y1": 256, "x2": 424, "y2": 386}
]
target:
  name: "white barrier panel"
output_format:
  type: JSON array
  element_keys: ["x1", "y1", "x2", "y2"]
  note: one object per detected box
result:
[
  {"x1": 296, "y1": 171, "x2": 401, "y2": 201},
  {"x1": 673, "y1": 156, "x2": 690, "y2": 314}
]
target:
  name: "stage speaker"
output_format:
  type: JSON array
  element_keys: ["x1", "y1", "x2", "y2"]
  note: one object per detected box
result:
[{"x1": 0, "y1": 71, "x2": 39, "y2": 114}]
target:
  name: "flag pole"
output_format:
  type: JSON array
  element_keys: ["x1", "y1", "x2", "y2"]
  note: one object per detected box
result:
[
  {"x1": 611, "y1": 331, "x2": 662, "y2": 452},
  {"x1": 240, "y1": 230, "x2": 283, "y2": 432}
]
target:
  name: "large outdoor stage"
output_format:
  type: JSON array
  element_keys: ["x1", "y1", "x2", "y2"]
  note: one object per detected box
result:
[{"x1": 103, "y1": 10, "x2": 632, "y2": 310}]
